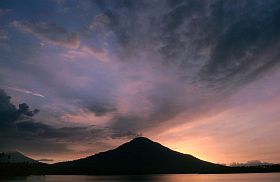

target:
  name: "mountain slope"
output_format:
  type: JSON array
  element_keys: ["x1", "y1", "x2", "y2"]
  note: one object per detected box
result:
[
  {"x1": 50, "y1": 137, "x2": 228, "y2": 174},
  {"x1": 0, "y1": 151, "x2": 38, "y2": 163}
]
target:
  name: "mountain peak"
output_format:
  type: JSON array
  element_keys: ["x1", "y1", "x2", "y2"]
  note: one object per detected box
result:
[
  {"x1": 52, "y1": 136, "x2": 227, "y2": 174},
  {"x1": 118, "y1": 137, "x2": 161, "y2": 150},
  {"x1": 111, "y1": 137, "x2": 172, "y2": 156},
  {"x1": 130, "y1": 137, "x2": 153, "y2": 143}
]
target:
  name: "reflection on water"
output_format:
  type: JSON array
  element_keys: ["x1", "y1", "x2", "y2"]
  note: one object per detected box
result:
[{"x1": 1, "y1": 173, "x2": 280, "y2": 182}]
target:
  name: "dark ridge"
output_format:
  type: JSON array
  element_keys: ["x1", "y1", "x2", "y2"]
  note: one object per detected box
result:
[
  {"x1": 115, "y1": 137, "x2": 167, "y2": 151},
  {"x1": 49, "y1": 137, "x2": 227, "y2": 174},
  {"x1": 1, "y1": 137, "x2": 280, "y2": 175},
  {"x1": 0, "y1": 151, "x2": 38, "y2": 164}
]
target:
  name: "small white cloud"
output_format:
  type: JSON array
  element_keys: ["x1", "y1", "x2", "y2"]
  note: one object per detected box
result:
[
  {"x1": 7, "y1": 87, "x2": 45, "y2": 98},
  {"x1": 0, "y1": 30, "x2": 8, "y2": 40}
]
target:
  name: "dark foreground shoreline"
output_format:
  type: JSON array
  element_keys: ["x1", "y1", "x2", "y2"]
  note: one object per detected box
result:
[{"x1": 1, "y1": 163, "x2": 280, "y2": 176}]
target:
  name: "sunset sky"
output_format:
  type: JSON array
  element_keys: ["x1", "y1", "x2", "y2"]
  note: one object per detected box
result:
[{"x1": 0, "y1": 0, "x2": 280, "y2": 165}]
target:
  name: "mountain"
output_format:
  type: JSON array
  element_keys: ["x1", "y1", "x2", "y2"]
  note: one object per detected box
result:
[
  {"x1": 50, "y1": 137, "x2": 228, "y2": 174},
  {"x1": 0, "y1": 151, "x2": 38, "y2": 163},
  {"x1": 1, "y1": 138, "x2": 280, "y2": 175}
]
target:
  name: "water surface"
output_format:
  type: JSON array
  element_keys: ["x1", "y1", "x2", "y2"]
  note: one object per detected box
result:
[{"x1": 1, "y1": 173, "x2": 280, "y2": 182}]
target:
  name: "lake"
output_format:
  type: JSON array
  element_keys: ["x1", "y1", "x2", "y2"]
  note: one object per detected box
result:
[{"x1": 0, "y1": 173, "x2": 280, "y2": 182}]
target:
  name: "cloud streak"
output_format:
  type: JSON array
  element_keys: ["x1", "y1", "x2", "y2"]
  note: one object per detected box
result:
[
  {"x1": 7, "y1": 87, "x2": 45, "y2": 98},
  {"x1": 11, "y1": 21, "x2": 80, "y2": 49}
]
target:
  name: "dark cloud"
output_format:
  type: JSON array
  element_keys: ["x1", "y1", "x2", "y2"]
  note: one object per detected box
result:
[
  {"x1": 0, "y1": 89, "x2": 39, "y2": 124},
  {"x1": 0, "y1": 120, "x2": 112, "y2": 156},
  {"x1": 0, "y1": 90, "x2": 140, "y2": 155},
  {"x1": 97, "y1": 0, "x2": 280, "y2": 86},
  {"x1": 0, "y1": 89, "x2": 17, "y2": 123},
  {"x1": 0, "y1": 136, "x2": 72, "y2": 155},
  {"x1": 37, "y1": 158, "x2": 54, "y2": 162},
  {"x1": 15, "y1": 121, "x2": 106, "y2": 141},
  {"x1": 86, "y1": 102, "x2": 116, "y2": 116},
  {"x1": 0, "y1": 90, "x2": 111, "y2": 154},
  {"x1": 202, "y1": 0, "x2": 280, "y2": 86}
]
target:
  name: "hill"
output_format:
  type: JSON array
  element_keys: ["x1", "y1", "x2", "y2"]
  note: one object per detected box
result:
[
  {"x1": 49, "y1": 137, "x2": 227, "y2": 174},
  {"x1": 1, "y1": 137, "x2": 280, "y2": 175},
  {"x1": 0, "y1": 151, "x2": 38, "y2": 164}
]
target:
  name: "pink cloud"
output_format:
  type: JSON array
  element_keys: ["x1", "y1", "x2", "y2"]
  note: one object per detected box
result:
[{"x1": 11, "y1": 21, "x2": 80, "y2": 49}]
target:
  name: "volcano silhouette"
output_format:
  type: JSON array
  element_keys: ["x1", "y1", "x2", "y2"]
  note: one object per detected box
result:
[{"x1": 50, "y1": 137, "x2": 227, "y2": 174}]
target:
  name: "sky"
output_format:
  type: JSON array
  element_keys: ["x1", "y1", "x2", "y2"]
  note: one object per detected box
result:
[{"x1": 0, "y1": 0, "x2": 280, "y2": 165}]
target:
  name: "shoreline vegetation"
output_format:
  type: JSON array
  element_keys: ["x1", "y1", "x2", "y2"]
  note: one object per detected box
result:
[{"x1": 0, "y1": 163, "x2": 280, "y2": 176}]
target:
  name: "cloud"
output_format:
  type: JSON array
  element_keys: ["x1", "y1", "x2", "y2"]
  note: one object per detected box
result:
[
  {"x1": 37, "y1": 158, "x2": 54, "y2": 162},
  {"x1": 0, "y1": 90, "x2": 138, "y2": 156},
  {"x1": 0, "y1": 9, "x2": 12, "y2": 16},
  {"x1": 62, "y1": 45, "x2": 110, "y2": 62},
  {"x1": 86, "y1": 102, "x2": 116, "y2": 116},
  {"x1": 15, "y1": 121, "x2": 104, "y2": 141},
  {"x1": 200, "y1": 0, "x2": 280, "y2": 86},
  {"x1": 7, "y1": 0, "x2": 279, "y2": 139},
  {"x1": 100, "y1": 0, "x2": 280, "y2": 88},
  {"x1": 0, "y1": 118, "x2": 111, "y2": 156},
  {"x1": 0, "y1": 30, "x2": 8, "y2": 40},
  {"x1": 230, "y1": 160, "x2": 274, "y2": 167},
  {"x1": 81, "y1": 46, "x2": 110, "y2": 62},
  {"x1": 11, "y1": 21, "x2": 80, "y2": 49},
  {"x1": 0, "y1": 89, "x2": 39, "y2": 124},
  {"x1": 88, "y1": 13, "x2": 112, "y2": 32},
  {"x1": 110, "y1": 130, "x2": 142, "y2": 139},
  {"x1": 81, "y1": 0, "x2": 280, "y2": 135},
  {"x1": 1, "y1": 0, "x2": 280, "y2": 161},
  {"x1": 7, "y1": 87, "x2": 45, "y2": 98}
]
